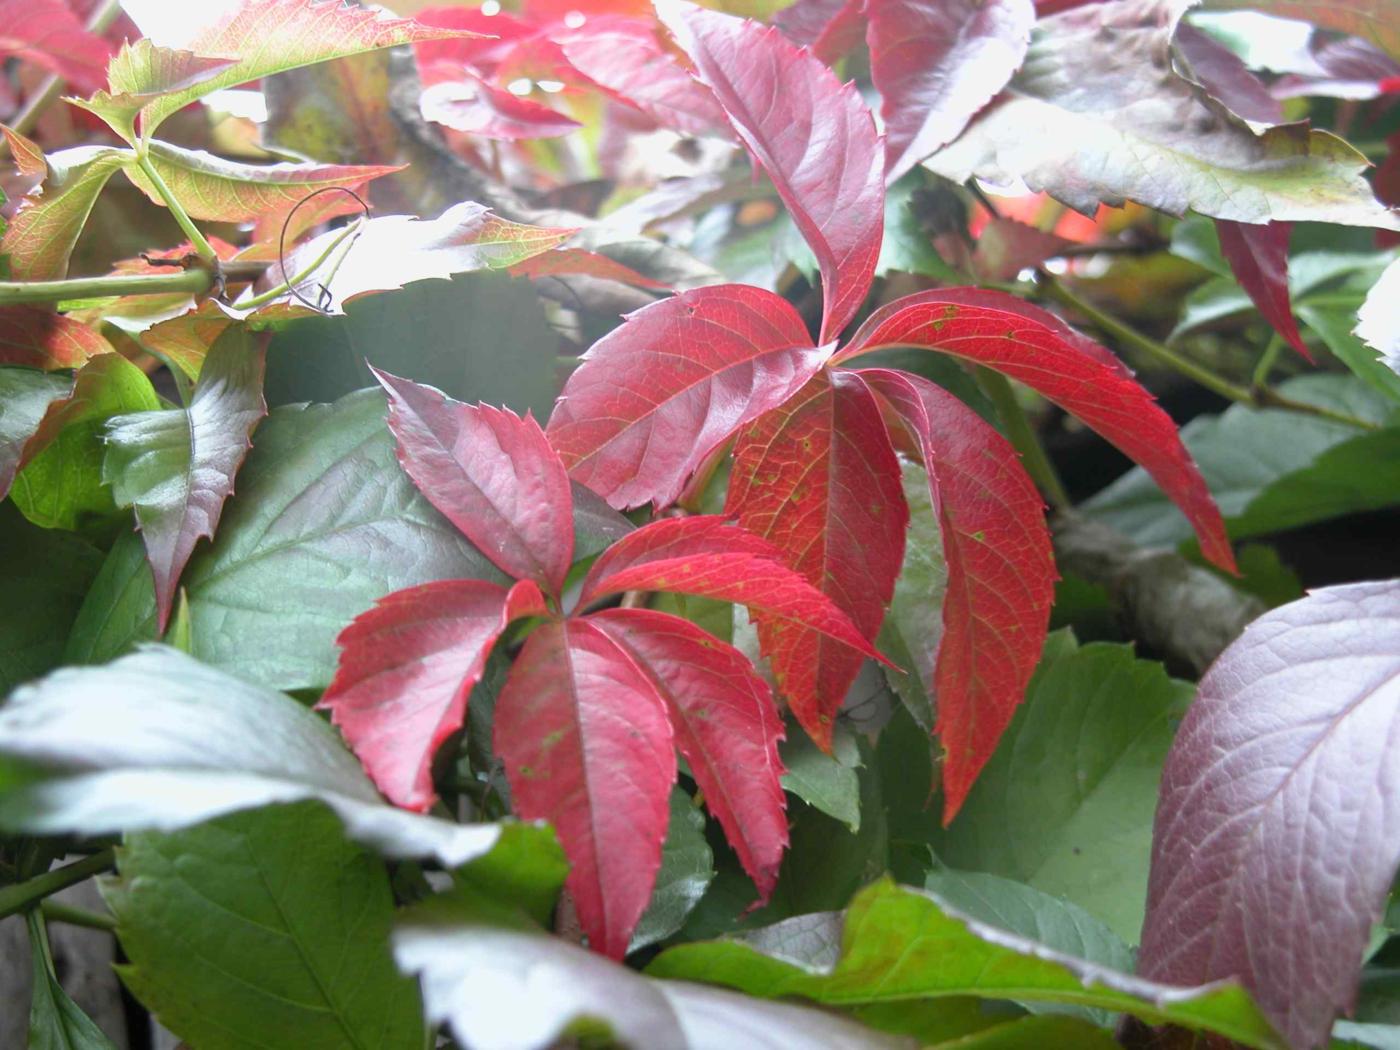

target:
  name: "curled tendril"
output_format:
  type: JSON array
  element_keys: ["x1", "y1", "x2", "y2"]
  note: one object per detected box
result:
[{"x1": 276, "y1": 186, "x2": 372, "y2": 314}]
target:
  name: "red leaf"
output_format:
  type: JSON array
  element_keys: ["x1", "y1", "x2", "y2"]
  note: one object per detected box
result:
[
  {"x1": 773, "y1": 0, "x2": 866, "y2": 65},
  {"x1": 0, "y1": 0, "x2": 112, "y2": 94},
  {"x1": 868, "y1": 0, "x2": 1035, "y2": 184},
  {"x1": 414, "y1": 5, "x2": 537, "y2": 76},
  {"x1": 860, "y1": 368, "x2": 1055, "y2": 823},
  {"x1": 1139, "y1": 580, "x2": 1400, "y2": 1050},
  {"x1": 578, "y1": 513, "x2": 887, "y2": 718},
  {"x1": 1173, "y1": 23, "x2": 1283, "y2": 126},
  {"x1": 724, "y1": 370, "x2": 907, "y2": 747},
  {"x1": 375, "y1": 369, "x2": 574, "y2": 595},
  {"x1": 840, "y1": 289, "x2": 1236, "y2": 573},
  {"x1": 1214, "y1": 219, "x2": 1312, "y2": 360},
  {"x1": 657, "y1": 0, "x2": 883, "y2": 343},
  {"x1": 972, "y1": 217, "x2": 1073, "y2": 282},
  {"x1": 495, "y1": 619, "x2": 675, "y2": 958},
  {"x1": 420, "y1": 71, "x2": 582, "y2": 140},
  {"x1": 509, "y1": 247, "x2": 670, "y2": 289},
  {"x1": 547, "y1": 285, "x2": 829, "y2": 511},
  {"x1": 559, "y1": 17, "x2": 730, "y2": 138},
  {"x1": 321, "y1": 578, "x2": 547, "y2": 811},
  {"x1": 591, "y1": 607, "x2": 788, "y2": 901},
  {"x1": 0, "y1": 307, "x2": 111, "y2": 370}
]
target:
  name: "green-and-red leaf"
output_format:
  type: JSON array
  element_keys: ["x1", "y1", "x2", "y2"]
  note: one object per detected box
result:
[
  {"x1": 724, "y1": 370, "x2": 908, "y2": 747},
  {"x1": 321, "y1": 578, "x2": 548, "y2": 811},
  {"x1": 859, "y1": 367, "x2": 1055, "y2": 822},
  {"x1": 0, "y1": 0, "x2": 112, "y2": 94},
  {"x1": 840, "y1": 288, "x2": 1236, "y2": 572},
  {"x1": 1, "y1": 146, "x2": 128, "y2": 280},
  {"x1": 494, "y1": 618, "x2": 676, "y2": 959},
  {"x1": 591, "y1": 607, "x2": 788, "y2": 901},
  {"x1": 375, "y1": 369, "x2": 574, "y2": 596},
  {"x1": 657, "y1": 0, "x2": 884, "y2": 343},
  {"x1": 0, "y1": 308, "x2": 111, "y2": 370},
  {"x1": 547, "y1": 285, "x2": 829, "y2": 510}
]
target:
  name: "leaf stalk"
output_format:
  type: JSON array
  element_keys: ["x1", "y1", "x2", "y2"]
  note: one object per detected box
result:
[
  {"x1": 134, "y1": 151, "x2": 220, "y2": 265},
  {"x1": 0, "y1": 849, "x2": 116, "y2": 921}
]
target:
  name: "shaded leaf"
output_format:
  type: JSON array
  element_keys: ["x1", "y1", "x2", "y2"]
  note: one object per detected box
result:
[
  {"x1": 724, "y1": 370, "x2": 908, "y2": 746},
  {"x1": 0, "y1": 369, "x2": 73, "y2": 499},
  {"x1": 0, "y1": 645, "x2": 542, "y2": 868},
  {"x1": 494, "y1": 619, "x2": 676, "y2": 958},
  {"x1": 376, "y1": 369, "x2": 573, "y2": 592},
  {"x1": 321, "y1": 578, "x2": 547, "y2": 812},
  {"x1": 1172, "y1": 22, "x2": 1283, "y2": 126},
  {"x1": 648, "y1": 879, "x2": 1282, "y2": 1047},
  {"x1": 1299, "y1": 303, "x2": 1400, "y2": 405},
  {"x1": 841, "y1": 288, "x2": 1235, "y2": 572},
  {"x1": 508, "y1": 247, "x2": 669, "y2": 289},
  {"x1": 0, "y1": 147, "x2": 128, "y2": 280},
  {"x1": 774, "y1": 0, "x2": 865, "y2": 64},
  {"x1": 657, "y1": 0, "x2": 884, "y2": 342},
  {"x1": 103, "y1": 326, "x2": 267, "y2": 630},
  {"x1": 780, "y1": 722, "x2": 861, "y2": 831},
  {"x1": 420, "y1": 72, "x2": 581, "y2": 140},
  {"x1": 929, "y1": 0, "x2": 1399, "y2": 228},
  {"x1": 1139, "y1": 580, "x2": 1400, "y2": 1050},
  {"x1": 868, "y1": 0, "x2": 1035, "y2": 183},
  {"x1": 547, "y1": 284, "x2": 828, "y2": 510},
  {"x1": 26, "y1": 909, "x2": 117, "y2": 1050},
  {"x1": 106, "y1": 802, "x2": 424, "y2": 1050},
  {"x1": 0, "y1": 309, "x2": 111, "y2": 371},
  {"x1": 1215, "y1": 220, "x2": 1310, "y2": 359},
  {"x1": 632, "y1": 787, "x2": 715, "y2": 952},
  {"x1": 593, "y1": 607, "x2": 788, "y2": 902}
]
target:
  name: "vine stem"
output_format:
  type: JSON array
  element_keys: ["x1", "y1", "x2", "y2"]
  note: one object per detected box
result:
[
  {"x1": 0, "y1": 849, "x2": 116, "y2": 921},
  {"x1": 977, "y1": 367, "x2": 1072, "y2": 510},
  {"x1": 135, "y1": 151, "x2": 220, "y2": 264},
  {"x1": 4, "y1": 0, "x2": 124, "y2": 141},
  {"x1": 41, "y1": 898, "x2": 117, "y2": 932},
  {"x1": 0, "y1": 260, "x2": 268, "y2": 306},
  {"x1": 235, "y1": 216, "x2": 366, "y2": 310},
  {"x1": 1035, "y1": 271, "x2": 1381, "y2": 432}
]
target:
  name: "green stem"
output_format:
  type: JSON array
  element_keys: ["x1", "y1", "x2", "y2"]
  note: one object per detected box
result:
[
  {"x1": 1036, "y1": 271, "x2": 1380, "y2": 431},
  {"x1": 0, "y1": 269, "x2": 213, "y2": 305},
  {"x1": 5, "y1": 0, "x2": 124, "y2": 140},
  {"x1": 235, "y1": 218, "x2": 365, "y2": 310},
  {"x1": 977, "y1": 368, "x2": 1072, "y2": 510},
  {"x1": 0, "y1": 849, "x2": 116, "y2": 921},
  {"x1": 135, "y1": 151, "x2": 219, "y2": 263},
  {"x1": 41, "y1": 899, "x2": 117, "y2": 932},
  {"x1": 1251, "y1": 334, "x2": 1284, "y2": 390}
]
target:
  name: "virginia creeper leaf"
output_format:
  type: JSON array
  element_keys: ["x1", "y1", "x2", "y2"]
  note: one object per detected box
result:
[
  {"x1": 592, "y1": 607, "x2": 788, "y2": 902},
  {"x1": 420, "y1": 72, "x2": 581, "y2": 140},
  {"x1": 1, "y1": 123, "x2": 47, "y2": 181},
  {"x1": 1172, "y1": 22, "x2": 1283, "y2": 127},
  {"x1": 105, "y1": 802, "x2": 424, "y2": 1050},
  {"x1": 861, "y1": 368, "x2": 1055, "y2": 822},
  {"x1": 724, "y1": 370, "x2": 908, "y2": 747},
  {"x1": 0, "y1": 368, "x2": 72, "y2": 500},
  {"x1": 0, "y1": 0, "x2": 112, "y2": 94},
  {"x1": 0, "y1": 646, "x2": 538, "y2": 868},
  {"x1": 928, "y1": 0, "x2": 1400, "y2": 229},
  {"x1": 103, "y1": 326, "x2": 267, "y2": 632},
  {"x1": 867, "y1": 0, "x2": 1035, "y2": 184},
  {"x1": 321, "y1": 578, "x2": 547, "y2": 812},
  {"x1": 0, "y1": 308, "x2": 111, "y2": 370},
  {"x1": 69, "y1": 40, "x2": 238, "y2": 143},
  {"x1": 126, "y1": 140, "x2": 401, "y2": 224},
  {"x1": 773, "y1": 0, "x2": 866, "y2": 64},
  {"x1": 1203, "y1": 0, "x2": 1399, "y2": 62},
  {"x1": 1139, "y1": 580, "x2": 1400, "y2": 1050},
  {"x1": 0, "y1": 147, "x2": 129, "y2": 280},
  {"x1": 632, "y1": 786, "x2": 715, "y2": 952},
  {"x1": 1358, "y1": 259, "x2": 1399, "y2": 377},
  {"x1": 842, "y1": 289, "x2": 1236, "y2": 572},
  {"x1": 376, "y1": 369, "x2": 574, "y2": 593},
  {"x1": 648, "y1": 879, "x2": 1282, "y2": 1047},
  {"x1": 558, "y1": 17, "x2": 730, "y2": 138},
  {"x1": 494, "y1": 619, "x2": 676, "y2": 958},
  {"x1": 1215, "y1": 219, "x2": 1311, "y2": 359},
  {"x1": 547, "y1": 284, "x2": 829, "y2": 510},
  {"x1": 238, "y1": 202, "x2": 574, "y2": 317},
  {"x1": 508, "y1": 247, "x2": 669, "y2": 289},
  {"x1": 657, "y1": 0, "x2": 884, "y2": 342},
  {"x1": 133, "y1": 0, "x2": 486, "y2": 135}
]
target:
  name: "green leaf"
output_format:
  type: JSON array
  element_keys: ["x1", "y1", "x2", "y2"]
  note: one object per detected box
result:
[
  {"x1": 65, "y1": 388, "x2": 504, "y2": 690},
  {"x1": 929, "y1": 2, "x2": 1397, "y2": 228},
  {"x1": 632, "y1": 788, "x2": 715, "y2": 952},
  {"x1": 929, "y1": 634, "x2": 1191, "y2": 942},
  {"x1": 132, "y1": 1, "x2": 482, "y2": 136},
  {"x1": 780, "y1": 722, "x2": 862, "y2": 832},
  {"x1": 394, "y1": 893, "x2": 911, "y2": 1049},
  {"x1": 11, "y1": 353, "x2": 161, "y2": 536},
  {"x1": 1299, "y1": 304, "x2": 1400, "y2": 406},
  {"x1": 0, "y1": 367, "x2": 73, "y2": 496},
  {"x1": 0, "y1": 147, "x2": 129, "y2": 280},
  {"x1": 106, "y1": 802, "x2": 423, "y2": 1050},
  {"x1": 26, "y1": 910, "x2": 118, "y2": 1050},
  {"x1": 876, "y1": 174, "x2": 961, "y2": 281},
  {"x1": 265, "y1": 272, "x2": 560, "y2": 418},
  {"x1": 67, "y1": 40, "x2": 237, "y2": 144},
  {"x1": 0, "y1": 503, "x2": 102, "y2": 694},
  {"x1": 648, "y1": 879, "x2": 1282, "y2": 1047},
  {"x1": 1084, "y1": 375, "x2": 1400, "y2": 549},
  {"x1": 0, "y1": 644, "x2": 526, "y2": 867}
]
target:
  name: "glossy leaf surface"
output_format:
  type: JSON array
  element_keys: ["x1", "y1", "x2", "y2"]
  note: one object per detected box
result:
[
  {"x1": 548, "y1": 285, "x2": 827, "y2": 510},
  {"x1": 1139, "y1": 580, "x2": 1400, "y2": 1050},
  {"x1": 657, "y1": 0, "x2": 884, "y2": 342}
]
